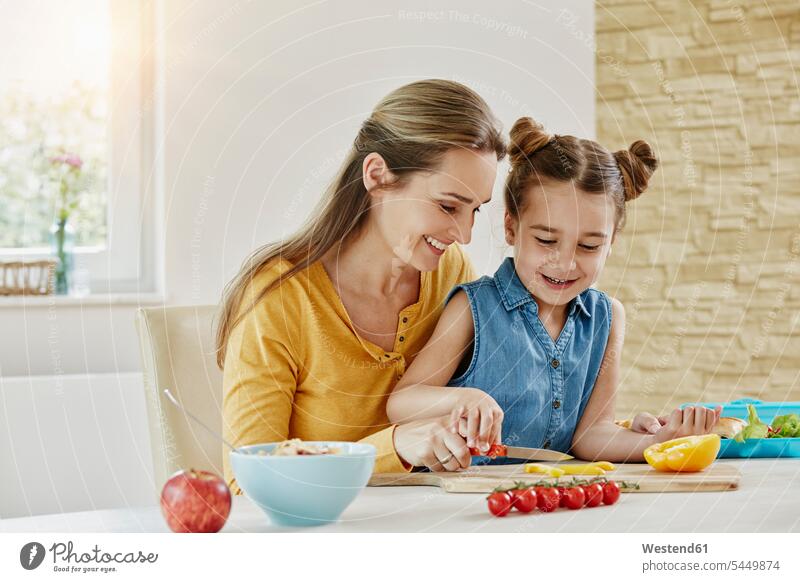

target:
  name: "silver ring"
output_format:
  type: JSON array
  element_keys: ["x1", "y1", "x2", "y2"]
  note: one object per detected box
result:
[{"x1": 439, "y1": 452, "x2": 455, "y2": 465}]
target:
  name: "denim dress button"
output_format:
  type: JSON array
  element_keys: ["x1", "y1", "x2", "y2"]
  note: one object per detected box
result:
[{"x1": 551, "y1": 358, "x2": 560, "y2": 369}]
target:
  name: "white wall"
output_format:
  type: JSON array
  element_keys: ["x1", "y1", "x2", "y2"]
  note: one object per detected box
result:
[
  {"x1": 163, "y1": 0, "x2": 597, "y2": 307},
  {"x1": 1, "y1": 0, "x2": 595, "y2": 517},
  {"x1": 0, "y1": 373, "x2": 153, "y2": 519}
]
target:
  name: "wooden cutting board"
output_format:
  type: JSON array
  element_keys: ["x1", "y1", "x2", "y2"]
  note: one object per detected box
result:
[{"x1": 369, "y1": 462, "x2": 740, "y2": 493}]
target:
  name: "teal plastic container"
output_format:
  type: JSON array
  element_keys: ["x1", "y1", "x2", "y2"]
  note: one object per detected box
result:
[{"x1": 679, "y1": 398, "x2": 800, "y2": 458}]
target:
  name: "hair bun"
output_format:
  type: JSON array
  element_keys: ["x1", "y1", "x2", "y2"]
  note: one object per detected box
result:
[
  {"x1": 613, "y1": 140, "x2": 658, "y2": 202},
  {"x1": 507, "y1": 117, "x2": 551, "y2": 166}
]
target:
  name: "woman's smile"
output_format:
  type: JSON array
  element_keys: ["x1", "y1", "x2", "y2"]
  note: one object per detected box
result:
[{"x1": 424, "y1": 234, "x2": 450, "y2": 256}]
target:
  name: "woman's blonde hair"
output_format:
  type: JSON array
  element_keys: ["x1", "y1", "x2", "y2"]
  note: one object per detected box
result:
[
  {"x1": 215, "y1": 79, "x2": 506, "y2": 369},
  {"x1": 505, "y1": 116, "x2": 658, "y2": 229}
]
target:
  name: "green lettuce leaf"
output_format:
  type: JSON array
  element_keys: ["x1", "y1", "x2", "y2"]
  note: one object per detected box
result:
[
  {"x1": 734, "y1": 404, "x2": 769, "y2": 442},
  {"x1": 770, "y1": 413, "x2": 800, "y2": 438}
]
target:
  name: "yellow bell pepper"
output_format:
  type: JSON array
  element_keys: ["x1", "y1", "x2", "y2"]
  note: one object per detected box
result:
[
  {"x1": 523, "y1": 464, "x2": 565, "y2": 478},
  {"x1": 523, "y1": 462, "x2": 615, "y2": 476},
  {"x1": 643, "y1": 434, "x2": 720, "y2": 472},
  {"x1": 559, "y1": 464, "x2": 607, "y2": 476}
]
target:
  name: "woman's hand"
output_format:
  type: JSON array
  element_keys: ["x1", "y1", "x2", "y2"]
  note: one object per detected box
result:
[
  {"x1": 448, "y1": 388, "x2": 504, "y2": 453},
  {"x1": 629, "y1": 411, "x2": 668, "y2": 434},
  {"x1": 651, "y1": 405, "x2": 723, "y2": 443},
  {"x1": 393, "y1": 416, "x2": 472, "y2": 472}
]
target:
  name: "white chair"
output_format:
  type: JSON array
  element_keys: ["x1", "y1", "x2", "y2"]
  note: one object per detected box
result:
[{"x1": 135, "y1": 306, "x2": 224, "y2": 489}]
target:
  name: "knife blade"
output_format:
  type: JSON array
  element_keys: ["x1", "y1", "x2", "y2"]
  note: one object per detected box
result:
[
  {"x1": 468, "y1": 444, "x2": 574, "y2": 462},
  {"x1": 503, "y1": 445, "x2": 573, "y2": 462}
]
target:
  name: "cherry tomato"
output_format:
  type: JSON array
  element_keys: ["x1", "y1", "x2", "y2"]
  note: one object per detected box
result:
[
  {"x1": 582, "y1": 483, "x2": 604, "y2": 507},
  {"x1": 468, "y1": 444, "x2": 507, "y2": 459},
  {"x1": 487, "y1": 492, "x2": 513, "y2": 517},
  {"x1": 557, "y1": 486, "x2": 568, "y2": 507},
  {"x1": 535, "y1": 486, "x2": 560, "y2": 513},
  {"x1": 512, "y1": 487, "x2": 538, "y2": 513},
  {"x1": 562, "y1": 486, "x2": 586, "y2": 510},
  {"x1": 602, "y1": 480, "x2": 621, "y2": 505}
]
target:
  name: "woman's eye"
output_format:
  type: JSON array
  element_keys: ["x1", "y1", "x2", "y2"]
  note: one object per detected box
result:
[
  {"x1": 473, "y1": 207, "x2": 481, "y2": 214},
  {"x1": 580, "y1": 244, "x2": 601, "y2": 251},
  {"x1": 440, "y1": 204, "x2": 457, "y2": 214},
  {"x1": 535, "y1": 237, "x2": 556, "y2": 245}
]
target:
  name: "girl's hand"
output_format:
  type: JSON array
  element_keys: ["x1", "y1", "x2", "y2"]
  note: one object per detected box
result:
[
  {"x1": 448, "y1": 388, "x2": 504, "y2": 453},
  {"x1": 652, "y1": 405, "x2": 723, "y2": 443},
  {"x1": 630, "y1": 412, "x2": 668, "y2": 434},
  {"x1": 393, "y1": 416, "x2": 472, "y2": 472}
]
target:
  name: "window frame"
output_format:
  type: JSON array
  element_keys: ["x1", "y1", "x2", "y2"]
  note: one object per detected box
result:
[{"x1": 0, "y1": 0, "x2": 162, "y2": 294}]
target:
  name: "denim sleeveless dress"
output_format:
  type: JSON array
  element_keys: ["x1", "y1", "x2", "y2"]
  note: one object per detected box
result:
[{"x1": 445, "y1": 257, "x2": 612, "y2": 465}]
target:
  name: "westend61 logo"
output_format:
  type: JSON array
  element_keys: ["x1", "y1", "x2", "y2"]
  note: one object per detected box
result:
[{"x1": 20, "y1": 540, "x2": 158, "y2": 574}]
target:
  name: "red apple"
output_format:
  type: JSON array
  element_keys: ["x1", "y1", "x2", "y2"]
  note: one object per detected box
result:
[{"x1": 160, "y1": 469, "x2": 231, "y2": 533}]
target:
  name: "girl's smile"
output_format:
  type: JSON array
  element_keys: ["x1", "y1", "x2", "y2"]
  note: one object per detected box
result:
[
  {"x1": 539, "y1": 271, "x2": 579, "y2": 290},
  {"x1": 506, "y1": 180, "x2": 616, "y2": 313}
]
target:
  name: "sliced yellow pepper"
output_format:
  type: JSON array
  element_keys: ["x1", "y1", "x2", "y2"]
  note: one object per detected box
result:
[
  {"x1": 559, "y1": 464, "x2": 607, "y2": 476},
  {"x1": 523, "y1": 462, "x2": 615, "y2": 476},
  {"x1": 643, "y1": 434, "x2": 720, "y2": 472},
  {"x1": 523, "y1": 464, "x2": 566, "y2": 478}
]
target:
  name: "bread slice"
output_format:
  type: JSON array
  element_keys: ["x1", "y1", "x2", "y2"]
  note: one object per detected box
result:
[{"x1": 713, "y1": 416, "x2": 747, "y2": 439}]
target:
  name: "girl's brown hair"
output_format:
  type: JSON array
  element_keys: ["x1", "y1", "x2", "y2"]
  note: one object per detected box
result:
[
  {"x1": 215, "y1": 79, "x2": 506, "y2": 369},
  {"x1": 504, "y1": 117, "x2": 658, "y2": 228}
]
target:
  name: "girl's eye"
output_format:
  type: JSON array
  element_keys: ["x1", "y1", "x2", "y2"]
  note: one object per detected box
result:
[
  {"x1": 440, "y1": 204, "x2": 457, "y2": 214},
  {"x1": 535, "y1": 237, "x2": 556, "y2": 245}
]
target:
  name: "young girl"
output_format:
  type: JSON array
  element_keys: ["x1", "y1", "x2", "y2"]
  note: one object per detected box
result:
[{"x1": 386, "y1": 117, "x2": 721, "y2": 469}]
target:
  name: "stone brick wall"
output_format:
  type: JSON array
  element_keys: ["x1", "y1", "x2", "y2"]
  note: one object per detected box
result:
[{"x1": 594, "y1": 0, "x2": 800, "y2": 417}]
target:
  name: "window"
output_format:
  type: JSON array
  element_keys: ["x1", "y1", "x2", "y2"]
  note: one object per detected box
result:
[{"x1": 0, "y1": 1, "x2": 159, "y2": 294}]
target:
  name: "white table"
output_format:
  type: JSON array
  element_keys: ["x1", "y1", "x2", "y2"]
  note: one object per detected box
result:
[{"x1": 3, "y1": 460, "x2": 799, "y2": 533}]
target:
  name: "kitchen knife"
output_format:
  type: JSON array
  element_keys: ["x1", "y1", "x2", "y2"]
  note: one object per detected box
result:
[
  {"x1": 469, "y1": 444, "x2": 573, "y2": 462},
  {"x1": 503, "y1": 445, "x2": 573, "y2": 461}
]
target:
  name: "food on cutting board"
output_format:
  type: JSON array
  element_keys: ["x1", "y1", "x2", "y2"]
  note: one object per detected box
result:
[
  {"x1": 524, "y1": 464, "x2": 566, "y2": 477},
  {"x1": 524, "y1": 461, "x2": 615, "y2": 477},
  {"x1": 485, "y1": 477, "x2": 626, "y2": 517},
  {"x1": 259, "y1": 438, "x2": 341, "y2": 456},
  {"x1": 643, "y1": 434, "x2": 720, "y2": 472}
]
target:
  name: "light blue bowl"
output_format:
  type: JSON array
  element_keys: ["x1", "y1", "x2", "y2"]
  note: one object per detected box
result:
[{"x1": 229, "y1": 442, "x2": 376, "y2": 527}]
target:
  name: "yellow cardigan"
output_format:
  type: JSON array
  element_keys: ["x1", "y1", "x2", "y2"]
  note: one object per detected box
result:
[{"x1": 221, "y1": 244, "x2": 476, "y2": 494}]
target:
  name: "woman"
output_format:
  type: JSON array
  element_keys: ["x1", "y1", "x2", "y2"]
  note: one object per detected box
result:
[{"x1": 216, "y1": 79, "x2": 506, "y2": 493}]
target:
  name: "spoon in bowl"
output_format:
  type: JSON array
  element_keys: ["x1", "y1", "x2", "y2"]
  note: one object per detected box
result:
[{"x1": 162, "y1": 387, "x2": 251, "y2": 455}]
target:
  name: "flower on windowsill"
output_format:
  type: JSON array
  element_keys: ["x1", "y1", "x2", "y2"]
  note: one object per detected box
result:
[
  {"x1": 50, "y1": 153, "x2": 83, "y2": 170},
  {"x1": 48, "y1": 151, "x2": 86, "y2": 221}
]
